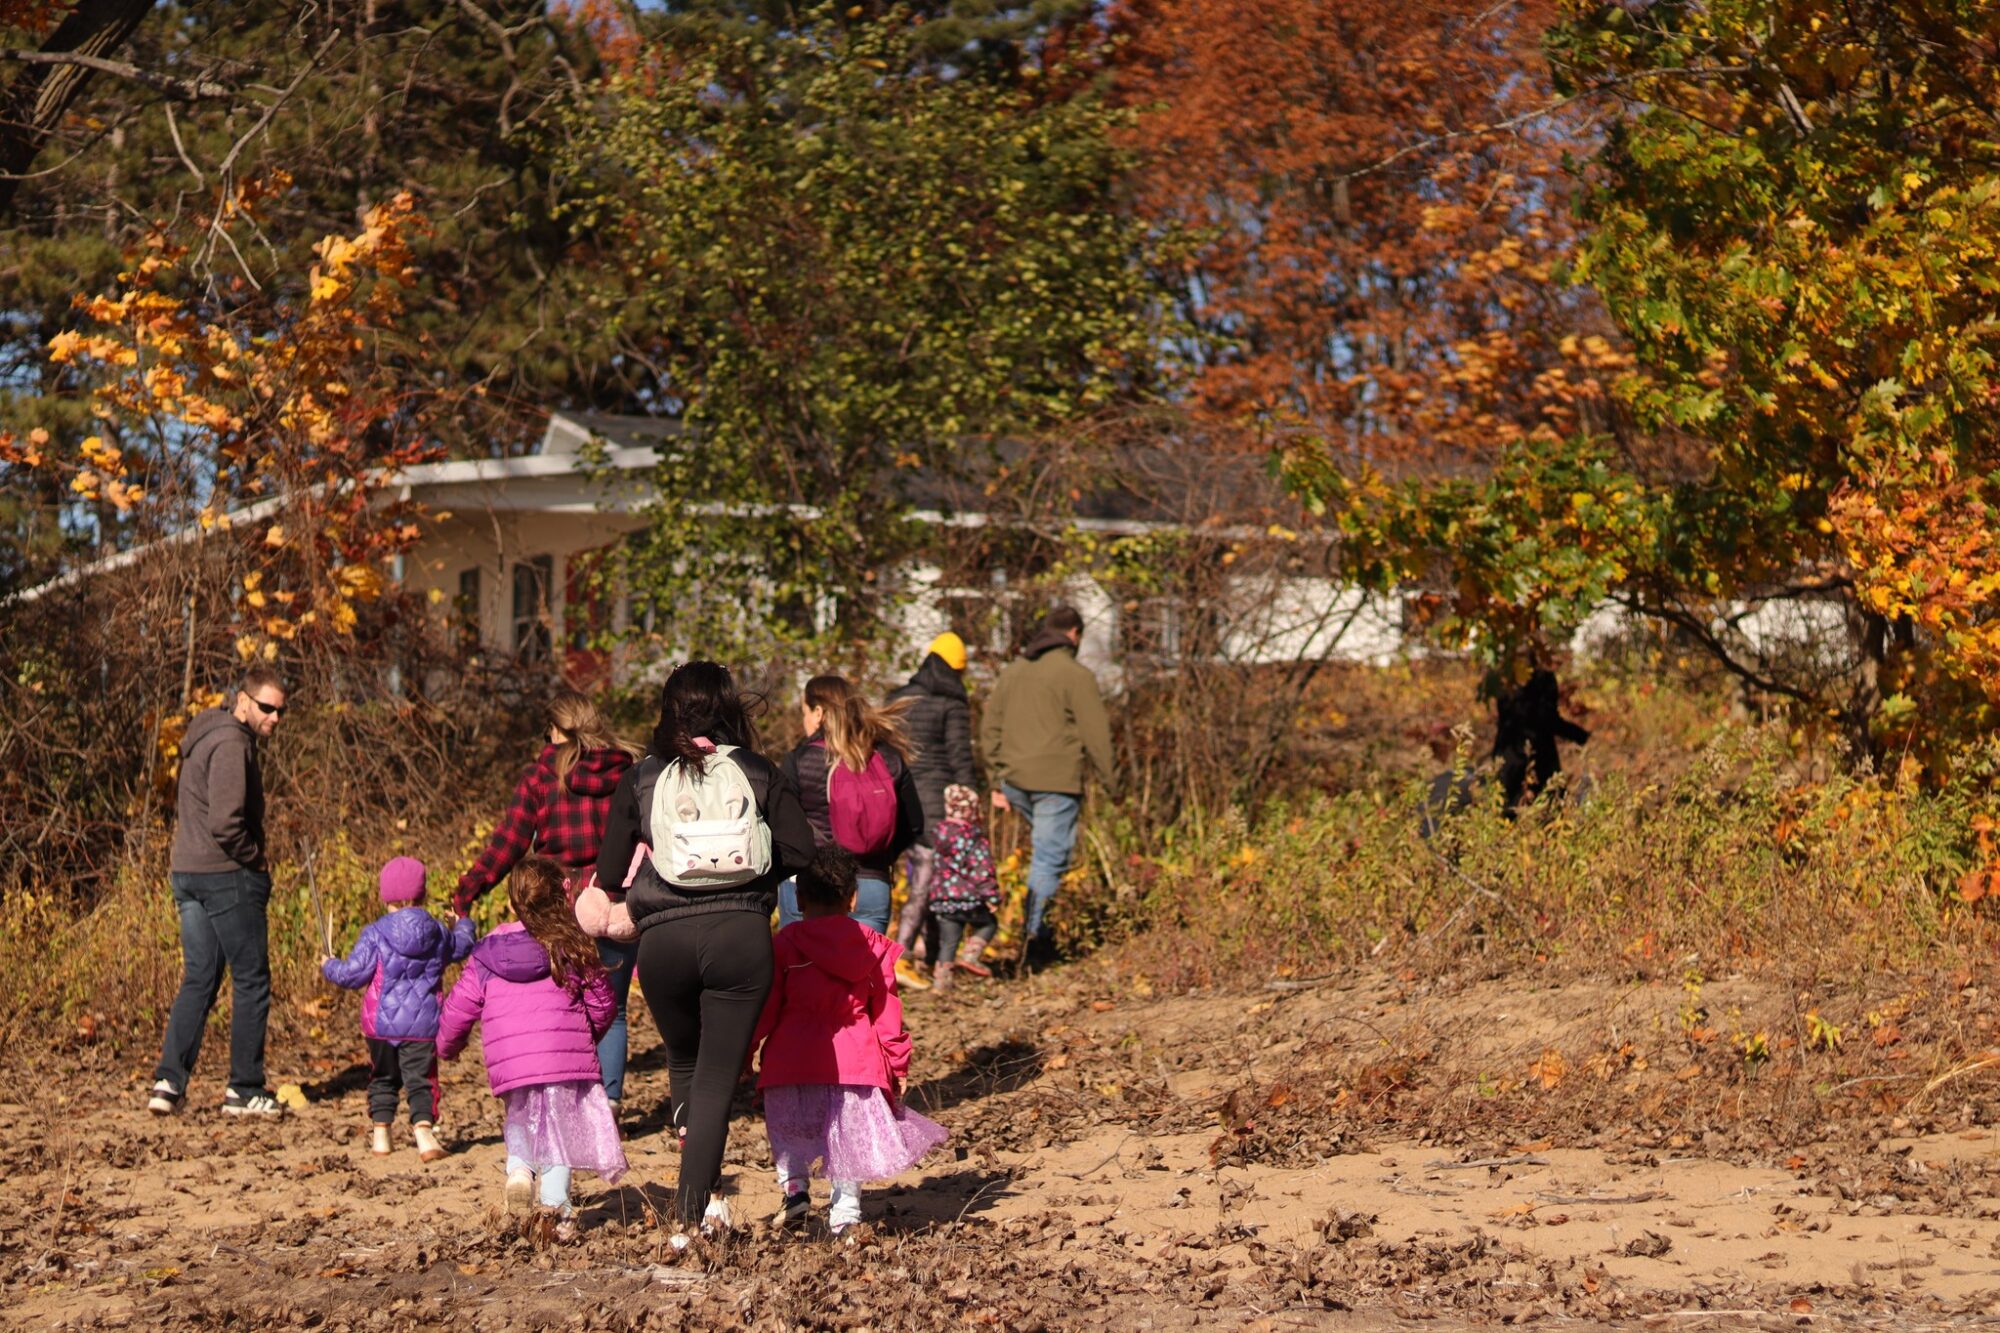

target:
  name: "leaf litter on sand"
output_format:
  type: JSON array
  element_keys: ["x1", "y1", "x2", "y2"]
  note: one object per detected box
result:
[{"x1": 16, "y1": 956, "x2": 2000, "y2": 1327}]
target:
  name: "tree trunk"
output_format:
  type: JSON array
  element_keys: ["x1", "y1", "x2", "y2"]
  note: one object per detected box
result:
[{"x1": 0, "y1": 0, "x2": 155, "y2": 216}]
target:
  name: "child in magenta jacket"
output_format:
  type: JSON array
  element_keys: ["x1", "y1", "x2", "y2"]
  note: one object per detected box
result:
[
  {"x1": 750, "y1": 845, "x2": 947, "y2": 1234},
  {"x1": 322, "y1": 856, "x2": 475, "y2": 1160},
  {"x1": 438, "y1": 856, "x2": 625, "y2": 1236}
]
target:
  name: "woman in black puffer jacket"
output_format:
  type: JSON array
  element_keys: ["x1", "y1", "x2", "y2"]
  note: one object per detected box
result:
[{"x1": 886, "y1": 632, "x2": 979, "y2": 957}]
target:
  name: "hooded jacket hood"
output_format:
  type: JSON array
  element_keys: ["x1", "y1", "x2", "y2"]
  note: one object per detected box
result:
[
  {"x1": 783, "y1": 914, "x2": 891, "y2": 985},
  {"x1": 471, "y1": 921, "x2": 552, "y2": 984},
  {"x1": 552, "y1": 744, "x2": 633, "y2": 797},
  {"x1": 437, "y1": 921, "x2": 615, "y2": 1096},
  {"x1": 1021, "y1": 626, "x2": 1077, "y2": 662},
  {"x1": 377, "y1": 905, "x2": 445, "y2": 958},
  {"x1": 907, "y1": 652, "x2": 969, "y2": 702},
  {"x1": 754, "y1": 914, "x2": 910, "y2": 1092},
  {"x1": 182, "y1": 706, "x2": 249, "y2": 758}
]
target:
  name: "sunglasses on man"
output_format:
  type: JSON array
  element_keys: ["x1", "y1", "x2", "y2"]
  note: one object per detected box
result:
[{"x1": 250, "y1": 697, "x2": 287, "y2": 717}]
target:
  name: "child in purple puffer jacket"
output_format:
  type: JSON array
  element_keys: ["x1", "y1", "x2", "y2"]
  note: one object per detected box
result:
[
  {"x1": 438, "y1": 855, "x2": 625, "y2": 1237},
  {"x1": 323, "y1": 856, "x2": 475, "y2": 1161}
]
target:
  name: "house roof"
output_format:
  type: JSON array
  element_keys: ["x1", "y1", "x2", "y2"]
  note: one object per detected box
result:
[
  {"x1": 11, "y1": 410, "x2": 1306, "y2": 603},
  {"x1": 538, "y1": 411, "x2": 1301, "y2": 530}
]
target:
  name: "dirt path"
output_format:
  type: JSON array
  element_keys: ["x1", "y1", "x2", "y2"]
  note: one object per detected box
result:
[{"x1": 9, "y1": 962, "x2": 2000, "y2": 1329}]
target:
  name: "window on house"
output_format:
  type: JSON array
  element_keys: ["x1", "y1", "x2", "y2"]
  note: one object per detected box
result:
[
  {"x1": 455, "y1": 567, "x2": 482, "y2": 651},
  {"x1": 931, "y1": 588, "x2": 1028, "y2": 661},
  {"x1": 1120, "y1": 597, "x2": 1180, "y2": 661},
  {"x1": 511, "y1": 555, "x2": 554, "y2": 664},
  {"x1": 1119, "y1": 596, "x2": 1217, "y2": 663}
]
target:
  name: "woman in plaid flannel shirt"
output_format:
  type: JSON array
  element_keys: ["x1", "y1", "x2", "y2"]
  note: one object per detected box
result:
[{"x1": 455, "y1": 690, "x2": 643, "y2": 1112}]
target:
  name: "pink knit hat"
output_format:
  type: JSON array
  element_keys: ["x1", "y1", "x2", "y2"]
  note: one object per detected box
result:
[{"x1": 379, "y1": 856, "x2": 427, "y2": 904}]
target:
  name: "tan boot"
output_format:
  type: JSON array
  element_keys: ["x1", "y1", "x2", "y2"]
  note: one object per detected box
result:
[
  {"x1": 369, "y1": 1124, "x2": 392, "y2": 1156},
  {"x1": 931, "y1": 960, "x2": 954, "y2": 993},
  {"x1": 412, "y1": 1122, "x2": 445, "y2": 1162}
]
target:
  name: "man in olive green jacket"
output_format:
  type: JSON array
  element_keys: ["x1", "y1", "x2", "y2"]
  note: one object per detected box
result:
[{"x1": 980, "y1": 605, "x2": 1114, "y2": 964}]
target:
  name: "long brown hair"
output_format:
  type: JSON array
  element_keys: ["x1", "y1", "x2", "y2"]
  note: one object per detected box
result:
[
  {"x1": 804, "y1": 674, "x2": 913, "y2": 773},
  {"x1": 508, "y1": 856, "x2": 603, "y2": 995},
  {"x1": 549, "y1": 688, "x2": 641, "y2": 789}
]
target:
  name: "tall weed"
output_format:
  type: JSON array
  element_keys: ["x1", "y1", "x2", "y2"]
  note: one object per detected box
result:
[{"x1": 1068, "y1": 724, "x2": 1990, "y2": 990}]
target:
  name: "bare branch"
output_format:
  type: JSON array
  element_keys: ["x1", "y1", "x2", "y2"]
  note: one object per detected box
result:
[
  {"x1": 162, "y1": 102, "x2": 204, "y2": 185},
  {"x1": 0, "y1": 47, "x2": 232, "y2": 100}
]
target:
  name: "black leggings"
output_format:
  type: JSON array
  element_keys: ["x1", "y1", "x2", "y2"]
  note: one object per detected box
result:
[{"x1": 635, "y1": 911, "x2": 773, "y2": 1221}]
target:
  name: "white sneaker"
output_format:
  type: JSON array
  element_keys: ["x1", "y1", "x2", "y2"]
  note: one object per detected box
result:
[
  {"x1": 701, "y1": 1196, "x2": 732, "y2": 1235},
  {"x1": 369, "y1": 1125, "x2": 392, "y2": 1156},
  {"x1": 505, "y1": 1170, "x2": 534, "y2": 1215},
  {"x1": 146, "y1": 1080, "x2": 182, "y2": 1116}
]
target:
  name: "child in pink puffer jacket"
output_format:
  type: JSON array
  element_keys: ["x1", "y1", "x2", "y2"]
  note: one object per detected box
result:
[
  {"x1": 750, "y1": 846, "x2": 947, "y2": 1235},
  {"x1": 438, "y1": 856, "x2": 625, "y2": 1237}
]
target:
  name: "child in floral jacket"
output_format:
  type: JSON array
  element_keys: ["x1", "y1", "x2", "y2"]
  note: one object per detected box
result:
[{"x1": 923, "y1": 784, "x2": 1001, "y2": 990}]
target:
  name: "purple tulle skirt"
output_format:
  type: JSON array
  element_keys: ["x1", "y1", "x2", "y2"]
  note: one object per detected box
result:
[
  {"x1": 501, "y1": 1080, "x2": 627, "y2": 1183},
  {"x1": 765, "y1": 1083, "x2": 948, "y2": 1183}
]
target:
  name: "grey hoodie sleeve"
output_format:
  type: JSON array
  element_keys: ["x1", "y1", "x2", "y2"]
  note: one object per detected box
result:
[{"x1": 205, "y1": 732, "x2": 262, "y2": 869}]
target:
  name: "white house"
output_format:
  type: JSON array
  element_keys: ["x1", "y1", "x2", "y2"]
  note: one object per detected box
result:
[
  {"x1": 15, "y1": 409, "x2": 1862, "y2": 690},
  {"x1": 395, "y1": 411, "x2": 1414, "y2": 687}
]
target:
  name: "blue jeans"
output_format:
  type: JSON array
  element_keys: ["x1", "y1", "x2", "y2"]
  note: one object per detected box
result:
[
  {"x1": 596, "y1": 936, "x2": 639, "y2": 1103},
  {"x1": 851, "y1": 874, "x2": 892, "y2": 934},
  {"x1": 777, "y1": 871, "x2": 893, "y2": 933},
  {"x1": 1002, "y1": 784, "x2": 1081, "y2": 941},
  {"x1": 154, "y1": 868, "x2": 273, "y2": 1095},
  {"x1": 506, "y1": 1155, "x2": 571, "y2": 1209}
]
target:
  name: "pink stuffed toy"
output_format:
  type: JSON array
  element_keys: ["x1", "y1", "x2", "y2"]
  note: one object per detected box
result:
[{"x1": 571, "y1": 844, "x2": 646, "y2": 941}]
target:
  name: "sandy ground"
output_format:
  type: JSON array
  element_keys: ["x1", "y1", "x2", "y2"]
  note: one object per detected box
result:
[{"x1": 9, "y1": 961, "x2": 2000, "y2": 1329}]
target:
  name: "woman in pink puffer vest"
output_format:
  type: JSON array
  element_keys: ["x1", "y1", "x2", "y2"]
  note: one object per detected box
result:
[{"x1": 438, "y1": 857, "x2": 625, "y2": 1236}]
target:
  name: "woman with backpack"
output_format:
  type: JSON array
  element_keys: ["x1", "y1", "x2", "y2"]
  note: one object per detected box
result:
[
  {"x1": 453, "y1": 690, "x2": 643, "y2": 1115},
  {"x1": 778, "y1": 675, "x2": 927, "y2": 944},
  {"x1": 595, "y1": 662, "x2": 815, "y2": 1235}
]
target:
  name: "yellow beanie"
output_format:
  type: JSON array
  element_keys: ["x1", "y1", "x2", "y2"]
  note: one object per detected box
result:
[{"x1": 926, "y1": 631, "x2": 968, "y2": 672}]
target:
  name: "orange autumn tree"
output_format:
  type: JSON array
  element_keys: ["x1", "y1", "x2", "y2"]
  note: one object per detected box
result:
[
  {"x1": 1107, "y1": 0, "x2": 1625, "y2": 470},
  {"x1": 0, "y1": 178, "x2": 450, "y2": 886},
  {"x1": 11, "y1": 176, "x2": 441, "y2": 660}
]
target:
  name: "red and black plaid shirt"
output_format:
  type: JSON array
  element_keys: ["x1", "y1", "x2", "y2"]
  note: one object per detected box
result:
[{"x1": 453, "y1": 745, "x2": 633, "y2": 915}]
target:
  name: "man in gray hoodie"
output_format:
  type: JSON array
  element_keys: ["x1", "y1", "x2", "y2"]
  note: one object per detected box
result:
[{"x1": 148, "y1": 665, "x2": 288, "y2": 1118}]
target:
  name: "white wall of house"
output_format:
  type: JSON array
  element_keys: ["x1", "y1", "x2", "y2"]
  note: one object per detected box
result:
[
  {"x1": 401, "y1": 509, "x2": 647, "y2": 662},
  {"x1": 1569, "y1": 595, "x2": 1858, "y2": 668},
  {"x1": 1216, "y1": 576, "x2": 1406, "y2": 666}
]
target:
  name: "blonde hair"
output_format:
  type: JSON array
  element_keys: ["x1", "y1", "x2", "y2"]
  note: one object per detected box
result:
[
  {"x1": 549, "y1": 688, "x2": 641, "y2": 789},
  {"x1": 804, "y1": 674, "x2": 913, "y2": 773}
]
